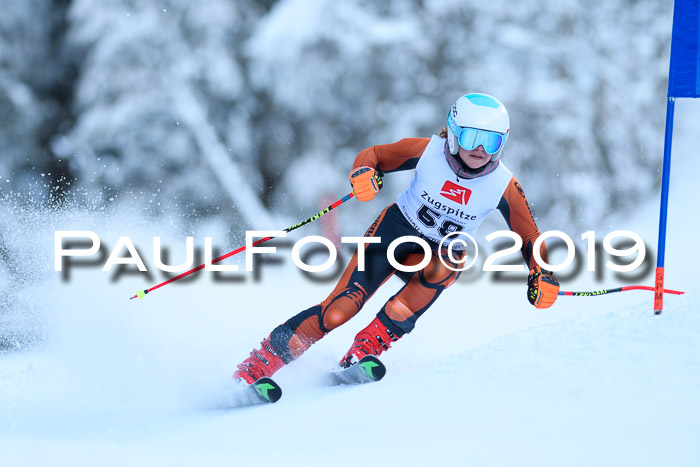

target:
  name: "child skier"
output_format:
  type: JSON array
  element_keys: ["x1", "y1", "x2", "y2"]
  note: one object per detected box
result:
[{"x1": 233, "y1": 93, "x2": 560, "y2": 384}]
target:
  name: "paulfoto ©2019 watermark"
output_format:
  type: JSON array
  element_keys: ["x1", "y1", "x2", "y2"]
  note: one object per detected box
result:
[{"x1": 54, "y1": 229, "x2": 652, "y2": 285}]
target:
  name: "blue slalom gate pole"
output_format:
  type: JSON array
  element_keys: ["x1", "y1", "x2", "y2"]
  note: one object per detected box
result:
[
  {"x1": 654, "y1": 97, "x2": 676, "y2": 315},
  {"x1": 655, "y1": 0, "x2": 700, "y2": 314}
]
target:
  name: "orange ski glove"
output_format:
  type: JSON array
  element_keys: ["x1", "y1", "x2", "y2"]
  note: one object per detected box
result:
[
  {"x1": 350, "y1": 166, "x2": 383, "y2": 202},
  {"x1": 527, "y1": 266, "x2": 560, "y2": 309}
]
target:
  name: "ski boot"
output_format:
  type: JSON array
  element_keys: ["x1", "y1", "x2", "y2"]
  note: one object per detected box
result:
[
  {"x1": 233, "y1": 337, "x2": 285, "y2": 385},
  {"x1": 339, "y1": 317, "x2": 399, "y2": 369}
]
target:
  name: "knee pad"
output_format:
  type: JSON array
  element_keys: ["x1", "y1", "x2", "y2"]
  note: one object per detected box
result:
[
  {"x1": 321, "y1": 284, "x2": 368, "y2": 331},
  {"x1": 420, "y1": 264, "x2": 459, "y2": 289}
]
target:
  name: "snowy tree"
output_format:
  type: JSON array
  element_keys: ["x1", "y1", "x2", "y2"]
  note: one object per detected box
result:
[
  {"x1": 54, "y1": 0, "x2": 278, "y2": 229},
  {"x1": 0, "y1": 0, "x2": 75, "y2": 202}
]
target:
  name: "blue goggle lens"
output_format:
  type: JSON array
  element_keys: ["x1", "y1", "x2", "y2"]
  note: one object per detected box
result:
[{"x1": 457, "y1": 127, "x2": 504, "y2": 155}]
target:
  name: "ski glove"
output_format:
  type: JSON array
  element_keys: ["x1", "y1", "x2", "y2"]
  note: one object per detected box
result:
[
  {"x1": 350, "y1": 166, "x2": 383, "y2": 202},
  {"x1": 527, "y1": 266, "x2": 560, "y2": 309}
]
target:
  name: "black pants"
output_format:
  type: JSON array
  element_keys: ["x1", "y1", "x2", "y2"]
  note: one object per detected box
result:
[{"x1": 269, "y1": 204, "x2": 464, "y2": 363}]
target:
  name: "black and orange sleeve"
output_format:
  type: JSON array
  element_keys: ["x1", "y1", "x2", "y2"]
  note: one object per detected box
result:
[
  {"x1": 497, "y1": 176, "x2": 548, "y2": 269},
  {"x1": 352, "y1": 138, "x2": 430, "y2": 174}
]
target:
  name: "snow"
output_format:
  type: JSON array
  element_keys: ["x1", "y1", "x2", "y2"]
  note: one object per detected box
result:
[{"x1": 1, "y1": 99, "x2": 699, "y2": 466}]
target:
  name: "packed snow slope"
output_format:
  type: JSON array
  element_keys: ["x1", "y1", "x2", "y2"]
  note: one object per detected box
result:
[{"x1": 1, "y1": 102, "x2": 698, "y2": 466}]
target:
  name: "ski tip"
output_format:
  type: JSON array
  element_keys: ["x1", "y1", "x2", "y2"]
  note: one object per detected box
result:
[
  {"x1": 357, "y1": 355, "x2": 387, "y2": 381},
  {"x1": 251, "y1": 377, "x2": 283, "y2": 403},
  {"x1": 333, "y1": 355, "x2": 387, "y2": 385}
]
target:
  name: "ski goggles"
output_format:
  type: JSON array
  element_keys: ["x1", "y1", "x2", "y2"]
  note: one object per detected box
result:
[{"x1": 447, "y1": 113, "x2": 507, "y2": 155}]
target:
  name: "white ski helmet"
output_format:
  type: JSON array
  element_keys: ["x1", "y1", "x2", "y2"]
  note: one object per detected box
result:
[{"x1": 446, "y1": 93, "x2": 510, "y2": 161}]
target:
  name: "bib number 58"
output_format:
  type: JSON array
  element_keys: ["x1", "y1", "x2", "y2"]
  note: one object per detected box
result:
[{"x1": 416, "y1": 205, "x2": 463, "y2": 237}]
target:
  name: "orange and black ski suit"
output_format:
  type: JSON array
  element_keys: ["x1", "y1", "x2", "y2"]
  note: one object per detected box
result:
[{"x1": 268, "y1": 138, "x2": 548, "y2": 364}]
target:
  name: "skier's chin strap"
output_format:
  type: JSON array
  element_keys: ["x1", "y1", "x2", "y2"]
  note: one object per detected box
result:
[{"x1": 444, "y1": 141, "x2": 499, "y2": 180}]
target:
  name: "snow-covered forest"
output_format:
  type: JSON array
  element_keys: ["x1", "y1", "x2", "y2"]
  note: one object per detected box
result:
[{"x1": 1, "y1": 0, "x2": 673, "y2": 230}]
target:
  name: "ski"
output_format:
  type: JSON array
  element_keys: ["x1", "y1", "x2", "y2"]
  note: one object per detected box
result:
[
  {"x1": 230, "y1": 357, "x2": 384, "y2": 407},
  {"x1": 242, "y1": 377, "x2": 283, "y2": 405},
  {"x1": 332, "y1": 355, "x2": 386, "y2": 385}
]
